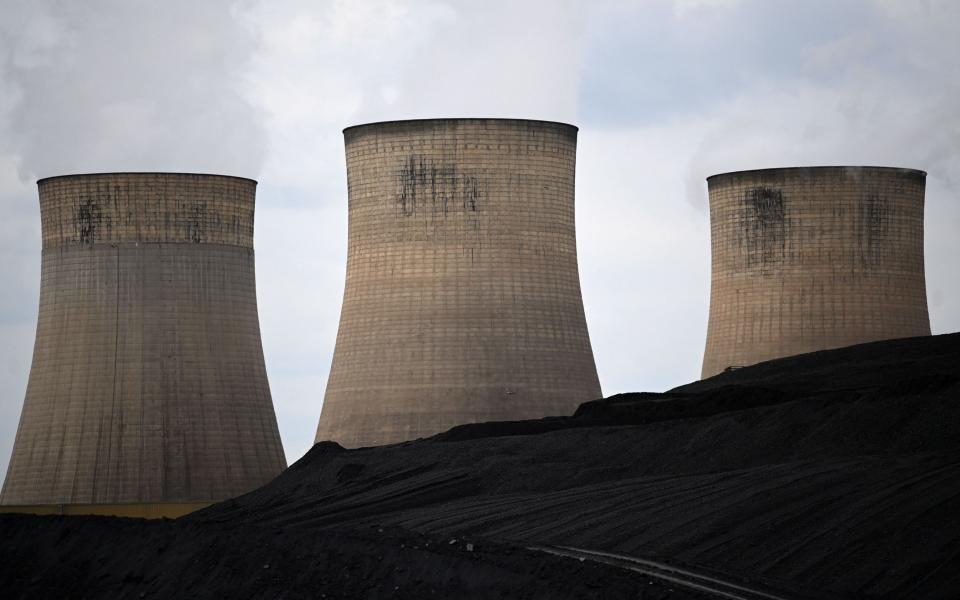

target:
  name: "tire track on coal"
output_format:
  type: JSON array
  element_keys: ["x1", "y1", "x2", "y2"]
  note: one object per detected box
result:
[{"x1": 528, "y1": 545, "x2": 811, "y2": 600}]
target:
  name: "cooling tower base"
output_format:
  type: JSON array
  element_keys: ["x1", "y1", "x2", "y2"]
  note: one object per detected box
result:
[{"x1": 0, "y1": 502, "x2": 211, "y2": 519}]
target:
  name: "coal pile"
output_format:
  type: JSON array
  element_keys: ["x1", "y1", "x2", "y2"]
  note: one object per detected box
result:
[{"x1": 2, "y1": 333, "x2": 958, "y2": 599}]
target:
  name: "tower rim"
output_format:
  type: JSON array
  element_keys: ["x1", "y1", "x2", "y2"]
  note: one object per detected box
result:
[
  {"x1": 343, "y1": 117, "x2": 579, "y2": 135},
  {"x1": 36, "y1": 172, "x2": 258, "y2": 186},
  {"x1": 706, "y1": 165, "x2": 926, "y2": 183}
]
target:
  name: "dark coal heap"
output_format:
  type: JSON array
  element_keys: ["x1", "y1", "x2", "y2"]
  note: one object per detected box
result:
[{"x1": 2, "y1": 333, "x2": 958, "y2": 599}]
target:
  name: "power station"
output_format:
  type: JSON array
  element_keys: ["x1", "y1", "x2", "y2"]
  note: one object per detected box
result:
[
  {"x1": 701, "y1": 166, "x2": 930, "y2": 379},
  {"x1": 0, "y1": 173, "x2": 286, "y2": 517},
  {"x1": 316, "y1": 119, "x2": 602, "y2": 447}
]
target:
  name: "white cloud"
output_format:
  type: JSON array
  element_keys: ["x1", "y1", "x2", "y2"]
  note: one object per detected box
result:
[
  {"x1": 672, "y1": 0, "x2": 744, "y2": 17},
  {"x1": 1, "y1": 0, "x2": 266, "y2": 180},
  {"x1": 578, "y1": 122, "x2": 712, "y2": 393},
  {"x1": 238, "y1": 0, "x2": 585, "y2": 193}
]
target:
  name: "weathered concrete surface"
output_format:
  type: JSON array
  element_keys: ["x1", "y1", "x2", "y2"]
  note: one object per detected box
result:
[
  {"x1": 317, "y1": 119, "x2": 602, "y2": 448},
  {"x1": 1, "y1": 173, "x2": 286, "y2": 508},
  {"x1": 701, "y1": 166, "x2": 930, "y2": 378}
]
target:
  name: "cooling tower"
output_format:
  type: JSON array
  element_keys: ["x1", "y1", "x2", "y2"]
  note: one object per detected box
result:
[
  {"x1": 701, "y1": 166, "x2": 930, "y2": 379},
  {"x1": 316, "y1": 119, "x2": 602, "y2": 447},
  {"x1": 1, "y1": 173, "x2": 286, "y2": 517}
]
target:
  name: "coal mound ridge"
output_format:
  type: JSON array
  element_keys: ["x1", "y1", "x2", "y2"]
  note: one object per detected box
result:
[{"x1": 2, "y1": 332, "x2": 959, "y2": 599}]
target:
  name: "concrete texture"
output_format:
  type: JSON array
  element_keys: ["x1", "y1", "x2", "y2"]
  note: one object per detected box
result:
[
  {"x1": 701, "y1": 166, "x2": 930, "y2": 378},
  {"x1": 1, "y1": 173, "x2": 286, "y2": 510},
  {"x1": 316, "y1": 119, "x2": 602, "y2": 448}
]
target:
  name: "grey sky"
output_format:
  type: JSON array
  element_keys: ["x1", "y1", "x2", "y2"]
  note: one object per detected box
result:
[{"x1": 0, "y1": 0, "x2": 957, "y2": 477}]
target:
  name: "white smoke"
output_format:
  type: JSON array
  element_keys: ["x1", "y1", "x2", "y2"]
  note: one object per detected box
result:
[{"x1": 0, "y1": 0, "x2": 266, "y2": 180}]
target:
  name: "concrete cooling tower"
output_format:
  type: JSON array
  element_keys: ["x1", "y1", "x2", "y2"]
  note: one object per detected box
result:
[
  {"x1": 1, "y1": 173, "x2": 286, "y2": 517},
  {"x1": 316, "y1": 119, "x2": 602, "y2": 448},
  {"x1": 701, "y1": 166, "x2": 930, "y2": 379}
]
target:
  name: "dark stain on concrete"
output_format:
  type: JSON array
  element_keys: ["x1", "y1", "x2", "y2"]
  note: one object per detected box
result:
[
  {"x1": 463, "y1": 175, "x2": 480, "y2": 212},
  {"x1": 188, "y1": 204, "x2": 207, "y2": 243},
  {"x1": 858, "y1": 192, "x2": 891, "y2": 268},
  {"x1": 77, "y1": 197, "x2": 103, "y2": 244},
  {"x1": 738, "y1": 186, "x2": 788, "y2": 271},
  {"x1": 396, "y1": 155, "x2": 484, "y2": 236}
]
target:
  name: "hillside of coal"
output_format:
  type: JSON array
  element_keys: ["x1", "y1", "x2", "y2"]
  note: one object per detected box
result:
[{"x1": 2, "y1": 333, "x2": 959, "y2": 599}]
